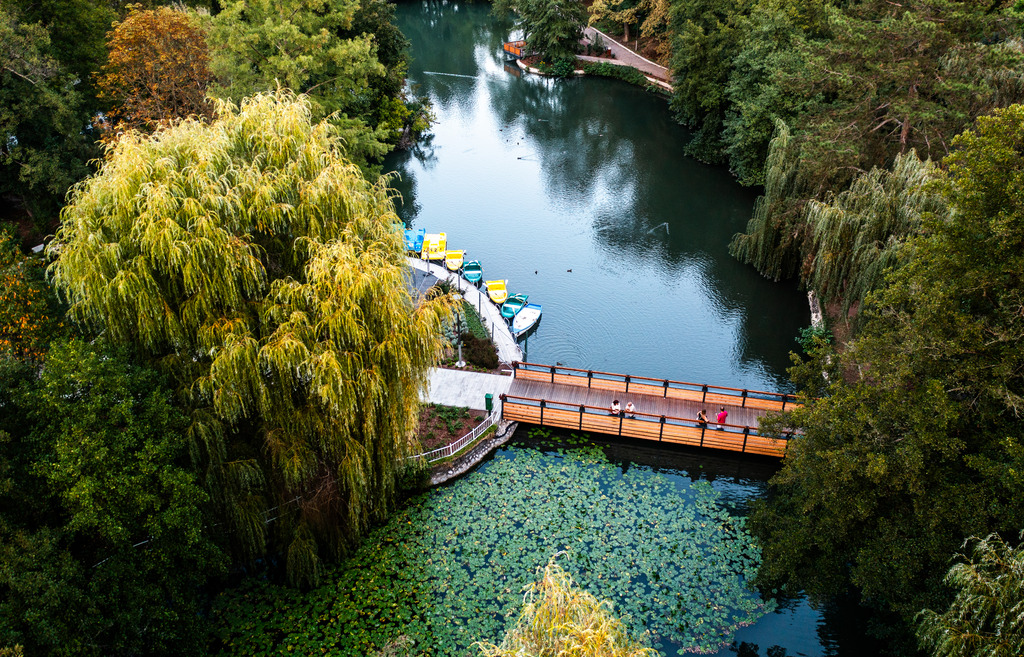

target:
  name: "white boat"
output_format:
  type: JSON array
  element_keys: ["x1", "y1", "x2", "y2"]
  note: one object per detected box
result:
[{"x1": 510, "y1": 303, "x2": 542, "y2": 336}]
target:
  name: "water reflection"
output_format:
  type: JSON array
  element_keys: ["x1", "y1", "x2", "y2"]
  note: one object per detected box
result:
[{"x1": 388, "y1": 1, "x2": 809, "y2": 391}]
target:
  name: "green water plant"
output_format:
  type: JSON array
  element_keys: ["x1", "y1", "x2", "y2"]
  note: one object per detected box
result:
[{"x1": 211, "y1": 445, "x2": 774, "y2": 655}]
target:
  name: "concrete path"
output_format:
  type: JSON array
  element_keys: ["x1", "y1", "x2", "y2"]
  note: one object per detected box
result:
[
  {"x1": 423, "y1": 368, "x2": 513, "y2": 411},
  {"x1": 583, "y1": 26, "x2": 670, "y2": 82},
  {"x1": 406, "y1": 257, "x2": 524, "y2": 364}
]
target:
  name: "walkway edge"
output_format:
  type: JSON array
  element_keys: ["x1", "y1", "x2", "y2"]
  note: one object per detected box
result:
[{"x1": 428, "y1": 419, "x2": 518, "y2": 486}]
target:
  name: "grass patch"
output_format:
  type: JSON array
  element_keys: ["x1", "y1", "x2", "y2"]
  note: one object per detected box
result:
[{"x1": 461, "y1": 300, "x2": 489, "y2": 341}]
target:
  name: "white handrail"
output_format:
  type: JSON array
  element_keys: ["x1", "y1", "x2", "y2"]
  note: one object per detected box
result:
[{"x1": 410, "y1": 404, "x2": 502, "y2": 463}]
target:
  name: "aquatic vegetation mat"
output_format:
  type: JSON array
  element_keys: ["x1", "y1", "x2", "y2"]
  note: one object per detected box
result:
[{"x1": 211, "y1": 443, "x2": 774, "y2": 655}]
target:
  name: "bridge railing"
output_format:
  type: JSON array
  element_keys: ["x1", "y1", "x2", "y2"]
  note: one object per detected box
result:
[
  {"x1": 500, "y1": 393, "x2": 792, "y2": 457},
  {"x1": 510, "y1": 361, "x2": 800, "y2": 412}
]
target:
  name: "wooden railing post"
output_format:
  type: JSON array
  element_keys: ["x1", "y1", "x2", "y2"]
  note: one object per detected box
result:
[
  {"x1": 742, "y1": 427, "x2": 749, "y2": 453},
  {"x1": 781, "y1": 394, "x2": 788, "y2": 411},
  {"x1": 511, "y1": 362, "x2": 519, "y2": 379},
  {"x1": 550, "y1": 365, "x2": 556, "y2": 383},
  {"x1": 539, "y1": 399, "x2": 546, "y2": 425},
  {"x1": 618, "y1": 410, "x2": 624, "y2": 436},
  {"x1": 587, "y1": 370, "x2": 593, "y2": 388},
  {"x1": 663, "y1": 380, "x2": 669, "y2": 398},
  {"x1": 702, "y1": 384, "x2": 708, "y2": 403},
  {"x1": 659, "y1": 416, "x2": 665, "y2": 441},
  {"x1": 579, "y1": 405, "x2": 585, "y2": 430},
  {"x1": 500, "y1": 394, "x2": 506, "y2": 420},
  {"x1": 700, "y1": 422, "x2": 706, "y2": 447},
  {"x1": 742, "y1": 389, "x2": 748, "y2": 407},
  {"x1": 624, "y1": 375, "x2": 630, "y2": 393}
]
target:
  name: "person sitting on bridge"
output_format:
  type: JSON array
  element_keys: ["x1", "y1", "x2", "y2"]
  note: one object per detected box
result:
[
  {"x1": 696, "y1": 409, "x2": 708, "y2": 427},
  {"x1": 610, "y1": 399, "x2": 621, "y2": 416},
  {"x1": 625, "y1": 401, "x2": 636, "y2": 418},
  {"x1": 716, "y1": 407, "x2": 728, "y2": 430}
]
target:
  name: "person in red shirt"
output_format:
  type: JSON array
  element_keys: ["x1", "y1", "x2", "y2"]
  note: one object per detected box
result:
[{"x1": 716, "y1": 407, "x2": 728, "y2": 430}]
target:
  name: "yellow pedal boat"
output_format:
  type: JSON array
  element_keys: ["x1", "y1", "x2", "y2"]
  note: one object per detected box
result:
[
  {"x1": 485, "y1": 279, "x2": 508, "y2": 304},
  {"x1": 421, "y1": 232, "x2": 447, "y2": 260},
  {"x1": 444, "y1": 250, "x2": 465, "y2": 272}
]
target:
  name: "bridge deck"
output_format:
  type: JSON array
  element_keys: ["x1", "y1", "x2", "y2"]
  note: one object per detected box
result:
[
  {"x1": 507, "y1": 379, "x2": 768, "y2": 428},
  {"x1": 501, "y1": 362, "x2": 798, "y2": 457}
]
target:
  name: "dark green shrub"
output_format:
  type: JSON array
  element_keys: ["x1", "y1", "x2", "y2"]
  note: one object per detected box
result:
[
  {"x1": 538, "y1": 57, "x2": 577, "y2": 78},
  {"x1": 461, "y1": 332, "x2": 499, "y2": 370},
  {"x1": 581, "y1": 61, "x2": 649, "y2": 87}
]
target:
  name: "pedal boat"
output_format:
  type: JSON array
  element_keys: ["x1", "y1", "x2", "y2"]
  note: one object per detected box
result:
[{"x1": 484, "y1": 279, "x2": 509, "y2": 305}]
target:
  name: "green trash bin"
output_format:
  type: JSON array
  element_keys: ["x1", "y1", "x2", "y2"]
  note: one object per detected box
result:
[{"x1": 485, "y1": 393, "x2": 493, "y2": 412}]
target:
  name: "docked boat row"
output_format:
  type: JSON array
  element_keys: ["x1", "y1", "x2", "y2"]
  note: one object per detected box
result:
[{"x1": 403, "y1": 227, "x2": 542, "y2": 338}]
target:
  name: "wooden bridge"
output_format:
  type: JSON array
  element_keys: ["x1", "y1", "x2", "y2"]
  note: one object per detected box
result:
[{"x1": 500, "y1": 362, "x2": 800, "y2": 457}]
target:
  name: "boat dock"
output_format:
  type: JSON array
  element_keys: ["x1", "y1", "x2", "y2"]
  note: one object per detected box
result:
[
  {"x1": 501, "y1": 362, "x2": 799, "y2": 457},
  {"x1": 503, "y1": 40, "x2": 526, "y2": 59},
  {"x1": 406, "y1": 257, "x2": 523, "y2": 364}
]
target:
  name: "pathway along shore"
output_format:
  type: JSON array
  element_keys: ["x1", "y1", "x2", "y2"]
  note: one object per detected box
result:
[{"x1": 581, "y1": 26, "x2": 671, "y2": 83}]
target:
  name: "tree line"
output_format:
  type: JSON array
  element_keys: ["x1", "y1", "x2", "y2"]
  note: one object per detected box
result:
[
  {"x1": 660, "y1": 1, "x2": 1024, "y2": 653},
  {"x1": 1, "y1": 0, "x2": 431, "y2": 244}
]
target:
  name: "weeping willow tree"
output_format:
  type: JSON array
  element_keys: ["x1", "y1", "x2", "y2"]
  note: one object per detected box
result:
[
  {"x1": 804, "y1": 151, "x2": 946, "y2": 319},
  {"x1": 729, "y1": 119, "x2": 804, "y2": 281},
  {"x1": 48, "y1": 90, "x2": 455, "y2": 586},
  {"x1": 475, "y1": 558, "x2": 657, "y2": 657},
  {"x1": 917, "y1": 531, "x2": 1024, "y2": 657}
]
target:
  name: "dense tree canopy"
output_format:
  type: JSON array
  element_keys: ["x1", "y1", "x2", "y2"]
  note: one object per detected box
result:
[
  {"x1": 0, "y1": 340, "x2": 223, "y2": 656},
  {"x1": 750, "y1": 104, "x2": 1024, "y2": 643},
  {"x1": 0, "y1": 230, "x2": 62, "y2": 361},
  {"x1": 917, "y1": 531, "x2": 1024, "y2": 657},
  {"x1": 209, "y1": 0, "x2": 395, "y2": 165},
  {"x1": 97, "y1": 5, "x2": 215, "y2": 135},
  {"x1": 0, "y1": 6, "x2": 100, "y2": 229},
  {"x1": 494, "y1": 0, "x2": 589, "y2": 62},
  {"x1": 49, "y1": 91, "x2": 454, "y2": 586},
  {"x1": 669, "y1": 0, "x2": 1024, "y2": 316}
]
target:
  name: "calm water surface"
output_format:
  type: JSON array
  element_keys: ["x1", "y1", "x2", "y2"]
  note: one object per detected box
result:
[
  {"x1": 386, "y1": 1, "x2": 809, "y2": 393},
  {"x1": 384, "y1": 3, "x2": 860, "y2": 655}
]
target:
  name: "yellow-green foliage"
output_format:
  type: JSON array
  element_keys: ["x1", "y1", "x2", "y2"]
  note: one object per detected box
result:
[
  {"x1": 475, "y1": 558, "x2": 657, "y2": 657},
  {"x1": 49, "y1": 90, "x2": 455, "y2": 586}
]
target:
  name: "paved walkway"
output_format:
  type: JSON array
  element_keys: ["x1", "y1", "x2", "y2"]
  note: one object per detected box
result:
[
  {"x1": 406, "y1": 257, "x2": 524, "y2": 364},
  {"x1": 423, "y1": 368, "x2": 513, "y2": 411},
  {"x1": 582, "y1": 26, "x2": 670, "y2": 83}
]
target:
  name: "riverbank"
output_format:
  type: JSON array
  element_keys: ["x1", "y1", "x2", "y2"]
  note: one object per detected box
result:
[{"x1": 513, "y1": 28, "x2": 674, "y2": 93}]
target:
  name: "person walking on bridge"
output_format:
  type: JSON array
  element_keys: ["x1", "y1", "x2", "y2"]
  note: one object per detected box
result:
[{"x1": 716, "y1": 407, "x2": 728, "y2": 430}]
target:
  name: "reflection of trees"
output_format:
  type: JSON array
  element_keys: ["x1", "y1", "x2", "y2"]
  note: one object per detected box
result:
[
  {"x1": 488, "y1": 75, "x2": 637, "y2": 213},
  {"x1": 487, "y1": 74, "x2": 807, "y2": 385},
  {"x1": 393, "y1": 1, "x2": 808, "y2": 388}
]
